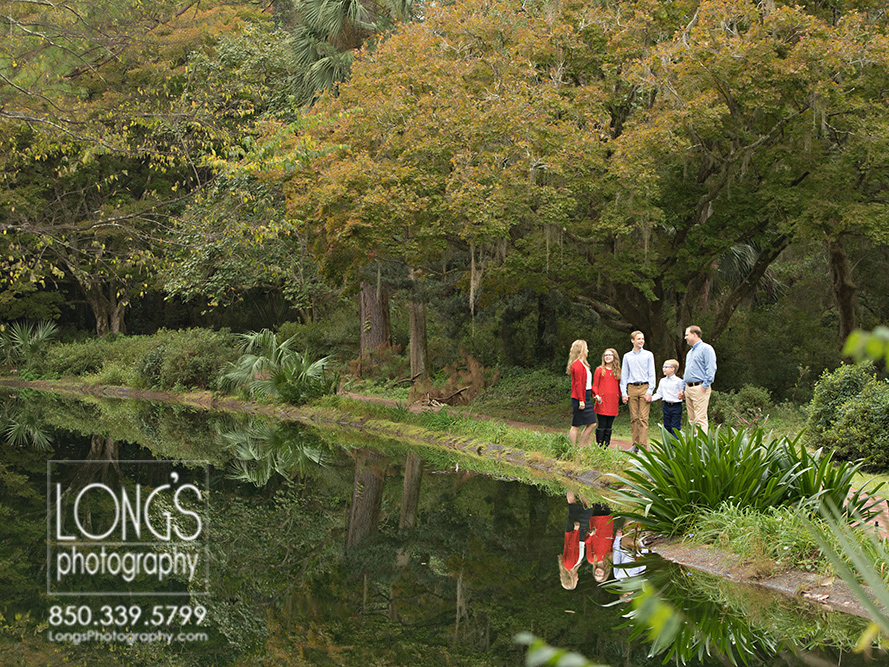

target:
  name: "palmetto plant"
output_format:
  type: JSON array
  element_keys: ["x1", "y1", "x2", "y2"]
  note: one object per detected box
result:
[
  {"x1": 612, "y1": 426, "x2": 885, "y2": 536},
  {"x1": 218, "y1": 329, "x2": 338, "y2": 405},
  {"x1": 0, "y1": 320, "x2": 58, "y2": 364}
]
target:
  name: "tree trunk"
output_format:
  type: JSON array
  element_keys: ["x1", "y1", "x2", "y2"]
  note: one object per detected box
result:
[
  {"x1": 399, "y1": 452, "x2": 423, "y2": 530},
  {"x1": 409, "y1": 298, "x2": 429, "y2": 381},
  {"x1": 83, "y1": 280, "x2": 128, "y2": 338},
  {"x1": 396, "y1": 452, "x2": 423, "y2": 568},
  {"x1": 359, "y1": 281, "x2": 391, "y2": 356},
  {"x1": 827, "y1": 235, "x2": 857, "y2": 345},
  {"x1": 345, "y1": 449, "x2": 387, "y2": 551}
]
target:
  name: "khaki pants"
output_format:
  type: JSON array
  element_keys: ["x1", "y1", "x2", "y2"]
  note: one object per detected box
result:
[
  {"x1": 627, "y1": 383, "x2": 651, "y2": 446},
  {"x1": 685, "y1": 385, "x2": 711, "y2": 434}
]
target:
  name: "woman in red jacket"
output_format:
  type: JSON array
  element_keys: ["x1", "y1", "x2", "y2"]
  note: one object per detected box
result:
[
  {"x1": 566, "y1": 339, "x2": 596, "y2": 448},
  {"x1": 592, "y1": 348, "x2": 621, "y2": 447}
]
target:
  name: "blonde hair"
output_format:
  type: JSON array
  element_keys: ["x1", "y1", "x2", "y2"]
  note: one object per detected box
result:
[
  {"x1": 565, "y1": 340, "x2": 589, "y2": 374},
  {"x1": 664, "y1": 359, "x2": 679, "y2": 371},
  {"x1": 630, "y1": 330, "x2": 644, "y2": 342},
  {"x1": 592, "y1": 559, "x2": 612, "y2": 583},
  {"x1": 558, "y1": 555, "x2": 581, "y2": 590},
  {"x1": 600, "y1": 348, "x2": 621, "y2": 381}
]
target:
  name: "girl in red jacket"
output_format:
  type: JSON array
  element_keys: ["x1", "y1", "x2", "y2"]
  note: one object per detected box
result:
[
  {"x1": 566, "y1": 340, "x2": 596, "y2": 448},
  {"x1": 592, "y1": 348, "x2": 621, "y2": 447}
]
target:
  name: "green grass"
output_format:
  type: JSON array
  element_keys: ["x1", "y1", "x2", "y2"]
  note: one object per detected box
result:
[{"x1": 314, "y1": 394, "x2": 630, "y2": 474}]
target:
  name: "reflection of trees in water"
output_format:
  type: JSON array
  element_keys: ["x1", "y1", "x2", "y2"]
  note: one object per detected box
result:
[
  {"x1": 609, "y1": 556, "x2": 874, "y2": 666},
  {"x1": 1, "y1": 395, "x2": 51, "y2": 449}
]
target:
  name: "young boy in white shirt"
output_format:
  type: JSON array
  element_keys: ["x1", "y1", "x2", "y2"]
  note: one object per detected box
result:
[{"x1": 651, "y1": 359, "x2": 683, "y2": 437}]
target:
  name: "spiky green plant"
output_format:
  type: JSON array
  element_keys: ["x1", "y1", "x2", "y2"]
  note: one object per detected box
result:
[
  {"x1": 218, "y1": 329, "x2": 338, "y2": 405},
  {"x1": 0, "y1": 320, "x2": 58, "y2": 364},
  {"x1": 612, "y1": 426, "x2": 885, "y2": 536},
  {"x1": 806, "y1": 502, "x2": 889, "y2": 649}
]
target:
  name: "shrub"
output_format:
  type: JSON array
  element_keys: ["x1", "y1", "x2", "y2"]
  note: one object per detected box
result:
[
  {"x1": 0, "y1": 320, "x2": 58, "y2": 365},
  {"x1": 708, "y1": 385, "x2": 773, "y2": 429},
  {"x1": 807, "y1": 362, "x2": 876, "y2": 432},
  {"x1": 39, "y1": 338, "x2": 111, "y2": 376},
  {"x1": 806, "y1": 363, "x2": 889, "y2": 471},
  {"x1": 613, "y1": 426, "x2": 884, "y2": 536},
  {"x1": 821, "y1": 381, "x2": 889, "y2": 471},
  {"x1": 219, "y1": 329, "x2": 338, "y2": 405},
  {"x1": 131, "y1": 328, "x2": 239, "y2": 391}
]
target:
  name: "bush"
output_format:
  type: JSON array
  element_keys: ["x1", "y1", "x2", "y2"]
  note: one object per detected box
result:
[
  {"x1": 806, "y1": 363, "x2": 889, "y2": 471},
  {"x1": 35, "y1": 328, "x2": 239, "y2": 391},
  {"x1": 820, "y1": 381, "x2": 889, "y2": 471},
  {"x1": 133, "y1": 328, "x2": 240, "y2": 390},
  {"x1": 219, "y1": 329, "x2": 338, "y2": 405},
  {"x1": 807, "y1": 363, "x2": 876, "y2": 434},
  {"x1": 39, "y1": 338, "x2": 116, "y2": 377},
  {"x1": 708, "y1": 385, "x2": 773, "y2": 429}
]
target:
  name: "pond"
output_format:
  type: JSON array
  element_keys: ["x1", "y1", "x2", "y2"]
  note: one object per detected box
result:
[{"x1": 0, "y1": 388, "x2": 883, "y2": 666}]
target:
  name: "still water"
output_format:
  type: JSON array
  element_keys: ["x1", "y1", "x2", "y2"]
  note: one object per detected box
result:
[{"x1": 0, "y1": 389, "x2": 883, "y2": 666}]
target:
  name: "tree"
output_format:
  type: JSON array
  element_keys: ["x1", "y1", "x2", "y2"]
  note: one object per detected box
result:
[
  {"x1": 0, "y1": 1, "x2": 278, "y2": 334},
  {"x1": 283, "y1": 0, "x2": 889, "y2": 362}
]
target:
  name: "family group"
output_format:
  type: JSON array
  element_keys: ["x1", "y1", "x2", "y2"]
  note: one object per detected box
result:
[{"x1": 566, "y1": 326, "x2": 717, "y2": 451}]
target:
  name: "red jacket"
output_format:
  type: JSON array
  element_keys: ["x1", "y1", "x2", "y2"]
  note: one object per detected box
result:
[
  {"x1": 586, "y1": 515, "x2": 614, "y2": 563},
  {"x1": 570, "y1": 360, "x2": 590, "y2": 401},
  {"x1": 593, "y1": 367, "x2": 620, "y2": 417},
  {"x1": 563, "y1": 527, "x2": 581, "y2": 569}
]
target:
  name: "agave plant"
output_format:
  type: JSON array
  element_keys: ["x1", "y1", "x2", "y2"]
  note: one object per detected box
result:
[
  {"x1": 612, "y1": 426, "x2": 885, "y2": 536},
  {"x1": 218, "y1": 329, "x2": 338, "y2": 405}
]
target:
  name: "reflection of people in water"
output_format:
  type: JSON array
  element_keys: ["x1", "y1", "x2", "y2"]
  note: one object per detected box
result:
[
  {"x1": 586, "y1": 503, "x2": 614, "y2": 583},
  {"x1": 612, "y1": 525, "x2": 649, "y2": 579},
  {"x1": 559, "y1": 491, "x2": 590, "y2": 590},
  {"x1": 559, "y1": 493, "x2": 616, "y2": 588}
]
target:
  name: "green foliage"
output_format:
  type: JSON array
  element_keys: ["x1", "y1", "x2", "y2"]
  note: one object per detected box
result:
[
  {"x1": 844, "y1": 326, "x2": 889, "y2": 371},
  {"x1": 807, "y1": 363, "x2": 876, "y2": 434},
  {"x1": 514, "y1": 632, "x2": 605, "y2": 667},
  {"x1": 38, "y1": 337, "x2": 112, "y2": 377},
  {"x1": 137, "y1": 328, "x2": 240, "y2": 391},
  {"x1": 219, "y1": 329, "x2": 339, "y2": 404},
  {"x1": 708, "y1": 385, "x2": 774, "y2": 429},
  {"x1": 0, "y1": 320, "x2": 58, "y2": 365},
  {"x1": 35, "y1": 328, "x2": 239, "y2": 390},
  {"x1": 806, "y1": 502, "x2": 889, "y2": 644},
  {"x1": 613, "y1": 426, "x2": 885, "y2": 536},
  {"x1": 806, "y1": 363, "x2": 889, "y2": 471}
]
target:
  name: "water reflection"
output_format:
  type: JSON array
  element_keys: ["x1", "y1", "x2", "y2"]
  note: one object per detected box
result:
[
  {"x1": 560, "y1": 493, "x2": 614, "y2": 589},
  {"x1": 0, "y1": 389, "x2": 884, "y2": 666}
]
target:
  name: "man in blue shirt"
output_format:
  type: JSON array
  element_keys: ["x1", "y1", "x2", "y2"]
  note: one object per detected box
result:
[
  {"x1": 679, "y1": 325, "x2": 717, "y2": 433},
  {"x1": 620, "y1": 331, "x2": 656, "y2": 450}
]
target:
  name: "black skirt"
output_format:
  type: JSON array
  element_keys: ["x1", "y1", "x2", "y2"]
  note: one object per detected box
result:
[{"x1": 571, "y1": 389, "x2": 597, "y2": 427}]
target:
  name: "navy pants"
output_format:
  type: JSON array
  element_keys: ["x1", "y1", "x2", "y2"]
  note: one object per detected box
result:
[{"x1": 662, "y1": 402, "x2": 683, "y2": 437}]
